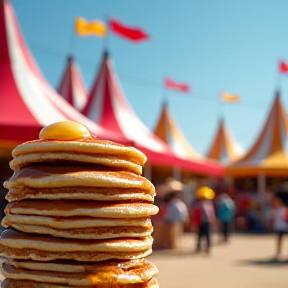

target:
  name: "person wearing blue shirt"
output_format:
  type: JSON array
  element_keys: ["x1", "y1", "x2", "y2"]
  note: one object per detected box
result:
[{"x1": 215, "y1": 192, "x2": 236, "y2": 242}]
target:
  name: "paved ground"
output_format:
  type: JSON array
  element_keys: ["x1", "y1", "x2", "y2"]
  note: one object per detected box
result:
[
  {"x1": 0, "y1": 233, "x2": 287, "y2": 287},
  {"x1": 148, "y1": 233, "x2": 288, "y2": 288}
]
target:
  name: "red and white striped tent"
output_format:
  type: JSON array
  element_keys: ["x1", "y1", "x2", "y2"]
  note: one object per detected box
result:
[
  {"x1": 206, "y1": 118, "x2": 244, "y2": 165},
  {"x1": 57, "y1": 56, "x2": 88, "y2": 111},
  {"x1": 225, "y1": 92, "x2": 288, "y2": 177},
  {"x1": 82, "y1": 52, "x2": 223, "y2": 177},
  {"x1": 0, "y1": 1, "x2": 126, "y2": 157}
]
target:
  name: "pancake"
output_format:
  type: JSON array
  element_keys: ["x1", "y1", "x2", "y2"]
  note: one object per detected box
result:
[
  {"x1": 2, "y1": 222, "x2": 153, "y2": 239},
  {"x1": 5, "y1": 187, "x2": 154, "y2": 203},
  {"x1": 0, "y1": 246, "x2": 152, "y2": 262},
  {"x1": 5, "y1": 200, "x2": 159, "y2": 218},
  {"x1": 2, "y1": 215, "x2": 152, "y2": 230},
  {"x1": 1, "y1": 260, "x2": 157, "y2": 286},
  {"x1": 4, "y1": 258, "x2": 157, "y2": 275},
  {"x1": 4, "y1": 166, "x2": 155, "y2": 192},
  {"x1": 11, "y1": 138, "x2": 146, "y2": 165},
  {"x1": 1, "y1": 278, "x2": 159, "y2": 288},
  {"x1": 0, "y1": 230, "x2": 153, "y2": 253},
  {"x1": 10, "y1": 153, "x2": 143, "y2": 175},
  {"x1": 0, "y1": 230, "x2": 153, "y2": 261}
]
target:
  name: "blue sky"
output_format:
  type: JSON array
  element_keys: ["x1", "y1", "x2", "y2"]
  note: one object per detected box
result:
[{"x1": 12, "y1": 0, "x2": 288, "y2": 155}]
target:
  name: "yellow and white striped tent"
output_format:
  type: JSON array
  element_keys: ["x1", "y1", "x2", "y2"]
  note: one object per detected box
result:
[
  {"x1": 154, "y1": 102, "x2": 223, "y2": 177},
  {"x1": 206, "y1": 118, "x2": 244, "y2": 165},
  {"x1": 225, "y1": 92, "x2": 288, "y2": 177},
  {"x1": 154, "y1": 102, "x2": 202, "y2": 160}
]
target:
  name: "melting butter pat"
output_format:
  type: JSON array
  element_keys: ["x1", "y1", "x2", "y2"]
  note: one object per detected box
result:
[{"x1": 39, "y1": 121, "x2": 91, "y2": 140}]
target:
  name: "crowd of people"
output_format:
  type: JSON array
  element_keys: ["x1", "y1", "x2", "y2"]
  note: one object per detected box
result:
[{"x1": 152, "y1": 178, "x2": 288, "y2": 260}]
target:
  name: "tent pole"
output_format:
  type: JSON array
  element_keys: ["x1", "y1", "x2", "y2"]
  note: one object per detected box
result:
[
  {"x1": 68, "y1": 27, "x2": 76, "y2": 55},
  {"x1": 257, "y1": 173, "x2": 266, "y2": 195},
  {"x1": 218, "y1": 91, "x2": 224, "y2": 119},
  {"x1": 103, "y1": 14, "x2": 109, "y2": 53},
  {"x1": 173, "y1": 167, "x2": 181, "y2": 181},
  {"x1": 144, "y1": 163, "x2": 152, "y2": 181}
]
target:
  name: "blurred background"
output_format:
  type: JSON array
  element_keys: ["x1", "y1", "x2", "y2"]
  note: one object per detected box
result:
[{"x1": 1, "y1": 1, "x2": 288, "y2": 287}]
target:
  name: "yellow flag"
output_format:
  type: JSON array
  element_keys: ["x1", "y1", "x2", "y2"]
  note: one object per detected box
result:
[
  {"x1": 75, "y1": 17, "x2": 106, "y2": 37},
  {"x1": 220, "y1": 92, "x2": 240, "y2": 102}
]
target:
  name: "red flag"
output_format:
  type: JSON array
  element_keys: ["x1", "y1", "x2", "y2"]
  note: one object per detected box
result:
[
  {"x1": 109, "y1": 18, "x2": 149, "y2": 42},
  {"x1": 165, "y1": 77, "x2": 190, "y2": 93},
  {"x1": 279, "y1": 60, "x2": 288, "y2": 74}
]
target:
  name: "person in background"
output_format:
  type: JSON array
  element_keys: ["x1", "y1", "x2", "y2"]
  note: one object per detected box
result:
[
  {"x1": 182, "y1": 178, "x2": 197, "y2": 232},
  {"x1": 215, "y1": 191, "x2": 236, "y2": 242},
  {"x1": 275, "y1": 182, "x2": 288, "y2": 207},
  {"x1": 271, "y1": 195, "x2": 288, "y2": 261},
  {"x1": 260, "y1": 188, "x2": 274, "y2": 232},
  {"x1": 162, "y1": 179, "x2": 188, "y2": 250},
  {"x1": 192, "y1": 186, "x2": 216, "y2": 254},
  {"x1": 151, "y1": 186, "x2": 168, "y2": 250}
]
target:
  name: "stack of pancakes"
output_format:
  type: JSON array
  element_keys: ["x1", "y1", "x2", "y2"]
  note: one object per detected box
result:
[{"x1": 0, "y1": 122, "x2": 159, "y2": 288}]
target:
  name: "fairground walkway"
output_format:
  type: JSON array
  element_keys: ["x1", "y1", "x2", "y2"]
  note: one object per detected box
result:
[{"x1": 149, "y1": 233, "x2": 288, "y2": 288}]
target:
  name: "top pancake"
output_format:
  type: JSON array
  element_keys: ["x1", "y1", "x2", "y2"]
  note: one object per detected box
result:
[{"x1": 10, "y1": 138, "x2": 146, "y2": 174}]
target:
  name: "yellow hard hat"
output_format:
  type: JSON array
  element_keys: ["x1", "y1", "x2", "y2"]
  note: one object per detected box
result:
[{"x1": 196, "y1": 186, "x2": 215, "y2": 200}]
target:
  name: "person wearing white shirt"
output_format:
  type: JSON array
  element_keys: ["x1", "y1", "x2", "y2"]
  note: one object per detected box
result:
[{"x1": 271, "y1": 197, "x2": 288, "y2": 260}]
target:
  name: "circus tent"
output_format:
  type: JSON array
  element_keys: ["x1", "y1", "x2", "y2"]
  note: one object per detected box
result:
[
  {"x1": 0, "y1": 0, "x2": 126, "y2": 158},
  {"x1": 225, "y1": 92, "x2": 288, "y2": 178},
  {"x1": 206, "y1": 118, "x2": 244, "y2": 164},
  {"x1": 154, "y1": 101, "x2": 215, "y2": 163},
  {"x1": 82, "y1": 51, "x2": 223, "y2": 177},
  {"x1": 57, "y1": 56, "x2": 88, "y2": 111}
]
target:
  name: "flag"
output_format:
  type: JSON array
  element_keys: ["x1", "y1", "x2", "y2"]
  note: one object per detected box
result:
[
  {"x1": 75, "y1": 17, "x2": 106, "y2": 37},
  {"x1": 220, "y1": 92, "x2": 240, "y2": 102},
  {"x1": 109, "y1": 18, "x2": 149, "y2": 42},
  {"x1": 279, "y1": 60, "x2": 288, "y2": 74},
  {"x1": 165, "y1": 77, "x2": 190, "y2": 92}
]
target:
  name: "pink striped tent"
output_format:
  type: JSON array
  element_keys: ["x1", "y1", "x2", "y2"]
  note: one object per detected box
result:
[
  {"x1": 0, "y1": 1, "x2": 126, "y2": 157},
  {"x1": 82, "y1": 52, "x2": 223, "y2": 176},
  {"x1": 57, "y1": 56, "x2": 88, "y2": 111}
]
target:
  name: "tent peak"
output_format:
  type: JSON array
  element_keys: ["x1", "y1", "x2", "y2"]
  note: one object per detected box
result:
[
  {"x1": 67, "y1": 55, "x2": 74, "y2": 62},
  {"x1": 162, "y1": 99, "x2": 168, "y2": 108},
  {"x1": 275, "y1": 90, "x2": 281, "y2": 99},
  {"x1": 103, "y1": 50, "x2": 109, "y2": 59},
  {"x1": 218, "y1": 116, "x2": 225, "y2": 124}
]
